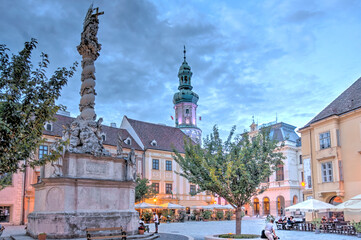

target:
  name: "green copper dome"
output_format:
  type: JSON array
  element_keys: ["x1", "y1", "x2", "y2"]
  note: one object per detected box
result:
[{"x1": 173, "y1": 46, "x2": 199, "y2": 104}]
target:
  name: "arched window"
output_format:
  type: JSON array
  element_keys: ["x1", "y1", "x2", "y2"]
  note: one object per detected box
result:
[
  {"x1": 329, "y1": 196, "x2": 343, "y2": 206},
  {"x1": 253, "y1": 198, "x2": 260, "y2": 215},
  {"x1": 277, "y1": 196, "x2": 285, "y2": 216},
  {"x1": 293, "y1": 195, "x2": 298, "y2": 205},
  {"x1": 184, "y1": 76, "x2": 188, "y2": 83},
  {"x1": 276, "y1": 164, "x2": 284, "y2": 181},
  {"x1": 263, "y1": 197, "x2": 270, "y2": 215}
]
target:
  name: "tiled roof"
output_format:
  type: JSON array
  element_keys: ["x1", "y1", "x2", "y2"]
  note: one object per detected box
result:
[
  {"x1": 302, "y1": 77, "x2": 361, "y2": 129},
  {"x1": 43, "y1": 114, "x2": 142, "y2": 151},
  {"x1": 268, "y1": 122, "x2": 300, "y2": 145},
  {"x1": 125, "y1": 116, "x2": 189, "y2": 153}
]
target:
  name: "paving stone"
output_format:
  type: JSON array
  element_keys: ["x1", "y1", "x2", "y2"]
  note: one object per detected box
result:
[{"x1": 149, "y1": 218, "x2": 357, "y2": 240}]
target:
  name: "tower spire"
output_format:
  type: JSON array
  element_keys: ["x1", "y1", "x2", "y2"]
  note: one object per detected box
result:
[{"x1": 183, "y1": 45, "x2": 186, "y2": 62}]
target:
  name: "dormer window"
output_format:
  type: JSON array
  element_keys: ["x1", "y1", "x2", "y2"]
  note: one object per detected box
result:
[
  {"x1": 124, "y1": 137, "x2": 132, "y2": 145},
  {"x1": 101, "y1": 134, "x2": 106, "y2": 142},
  {"x1": 151, "y1": 140, "x2": 157, "y2": 147},
  {"x1": 44, "y1": 122, "x2": 53, "y2": 131}
]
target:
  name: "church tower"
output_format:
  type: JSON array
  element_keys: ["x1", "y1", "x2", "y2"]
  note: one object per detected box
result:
[{"x1": 173, "y1": 46, "x2": 202, "y2": 144}]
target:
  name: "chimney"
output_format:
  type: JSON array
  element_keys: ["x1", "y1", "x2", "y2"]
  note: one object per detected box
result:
[{"x1": 110, "y1": 123, "x2": 117, "y2": 128}]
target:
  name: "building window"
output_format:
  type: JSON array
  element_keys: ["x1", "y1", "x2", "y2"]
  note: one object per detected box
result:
[
  {"x1": 329, "y1": 196, "x2": 343, "y2": 206},
  {"x1": 39, "y1": 145, "x2": 48, "y2": 159},
  {"x1": 152, "y1": 159, "x2": 159, "y2": 170},
  {"x1": 321, "y1": 162, "x2": 333, "y2": 182},
  {"x1": 166, "y1": 183, "x2": 172, "y2": 194},
  {"x1": 101, "y1": 134, "x2": 106, "y2": 142},
  {"x1": 262, "y1": 176, "x2": 269, "y2": 183},
  {"x1": 301, "y1": 171, "x2": 304, "y2": 182},
  {"x1": 165, "y1": 160, "x2": 172, "y2": 171},
  {"x1": 299, "y1": 155, "x2": 303, "y2": 164},
  {"x1": 151, "y1": 140, "x2": 157, "y2": 147},
  {"x1": 319, "y1": 131, "x2": 331, "y2": 149},
  {"x1": 44, "y1": 122, "x2": 53, "y2": 131},
  {"x1": 276, "y1": 164, "x2": 284, "y2": 181},
  {"x1": 263, "y1": 197, "x2": 270, "y2": 215},
  {"x1": 0, "y1": 206, "x2": 10, "y2": 223},
  {"x1": 307, "y1": 176, "x2": 312, "y2": 188},
  {"x1": 124, "y1": 137, "x2": 131, "y2": 145},
  {"x1": 185, "y1": 109, "x2": 189, "y2": 114},
  {"x1": 152, "y1": 183, "x2": 159, "y2": 193},
  {"x1": 190, "y1": 185, "x2": 196, "y2": 195}
]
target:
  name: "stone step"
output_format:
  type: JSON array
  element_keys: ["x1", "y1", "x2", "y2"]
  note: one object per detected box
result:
[{"x1": 10, "y1": 233, "x2": 159, "y2": 240}]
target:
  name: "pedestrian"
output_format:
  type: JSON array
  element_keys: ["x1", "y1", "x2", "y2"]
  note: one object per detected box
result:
[
  {"x1": 264, "y1": 219, "x2": 278, "y2": 240},
  {"x1": 153, "y1": 212, "x2": 159, "y2": 233}
]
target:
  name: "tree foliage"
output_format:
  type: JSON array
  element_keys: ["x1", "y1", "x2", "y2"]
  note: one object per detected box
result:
[
  {"x1": 0, "y1": 39, "x2": 77, "y2": 175},
  {"x1": 173, "y1": 125, "x2": 285, "y2": 234},
  {"x1": 135, "y1": 176, "x2": 156, "y2": 203}
]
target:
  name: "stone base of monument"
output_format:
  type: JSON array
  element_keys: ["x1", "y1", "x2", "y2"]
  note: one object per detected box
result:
[
  {"x1": 27, "y1": 211, "x2": 139, "y2": 238},
  {"x1": 27, "y1": 152, "x2": 139, "y2": 238}
]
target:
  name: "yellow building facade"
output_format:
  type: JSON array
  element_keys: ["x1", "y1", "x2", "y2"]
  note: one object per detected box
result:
[{"x1": 299, "y1": 77, "x2": 361, "y2": 220}]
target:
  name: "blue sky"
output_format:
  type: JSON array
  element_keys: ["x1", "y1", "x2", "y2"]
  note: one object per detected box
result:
[{"x1": 1, "y1": 0, "x2": 361, "y2": 139}]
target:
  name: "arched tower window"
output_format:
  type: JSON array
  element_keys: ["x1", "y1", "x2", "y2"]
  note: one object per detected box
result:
[{"x1": 185, "y1": 76, "x2": 187, "y2": 83}]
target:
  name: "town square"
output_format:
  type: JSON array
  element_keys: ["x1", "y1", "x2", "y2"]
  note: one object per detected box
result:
[{"x1": 0, "y1": 0, "x2": 361, "y2": 240}]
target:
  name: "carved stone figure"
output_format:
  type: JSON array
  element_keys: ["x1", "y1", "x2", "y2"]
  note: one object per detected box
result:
[
  {"x1": 126, "y1": 148, "x2": 137, "y2": 181},
  {"x1": 62, "y1": 5, "x2": 109, "y2": 157},
  {"x1": 49, "y1": 141, "x2": 65, "y2": 177}
]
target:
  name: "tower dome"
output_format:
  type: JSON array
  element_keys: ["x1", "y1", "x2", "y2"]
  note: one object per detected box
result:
[{"x1": 173, "y1": 46, "x2": 202, "y2": 144}]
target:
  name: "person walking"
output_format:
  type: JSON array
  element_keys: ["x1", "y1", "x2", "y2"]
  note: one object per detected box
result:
[
  {"x1": 153, "y1": 212, "x2": 159, "y2": 233},
  {"x1": 265, "y1": 219, "x2": 278, "y2": 240}
]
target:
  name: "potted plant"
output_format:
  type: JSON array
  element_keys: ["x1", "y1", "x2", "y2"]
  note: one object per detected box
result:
[
  {"x1": 193, "y1": 209, "x2": 200, "y2": 221},
  {"x1": 178, "y1": 210, "x2": 186, "y2": 222},
  {"x1": 138, "y1": 225, "x2": 145, "y2": 235},
  {"x1": 38, "y1": 233, "x2": 46, "y2": 240},
  {"x1": 202, "y1": 210, "x2": 212, "y2": 221},
  {"x1": 225, "y1": 210, "x2": 233, "y2": 220},
  {"x1": 143, "y1": 210, "x2": 152, "y2": 223},
  {"x1": 216, "y1": 211, "x2": 224, "y2": 220},
  {"x1": 312, "y1": 218, "x2": 322, "y2": 234},
  {"x1": 352, "y1": 221, "x2": 361, "y2": 238}
]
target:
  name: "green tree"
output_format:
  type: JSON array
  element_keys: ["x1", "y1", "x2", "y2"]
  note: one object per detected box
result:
[
  {"x1": 173, "y1": 125, "x2": 284, "y2": 234},
  {"x1": 135, "y1": 176, "x2": 156, "y2": 203},
  {"x1": 0, "y1": 39, "x2": 77, "y2": 177}
]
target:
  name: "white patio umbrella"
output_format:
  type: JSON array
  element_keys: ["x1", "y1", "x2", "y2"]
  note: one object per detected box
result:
[
  {"x1": 222, "y1": 204, "x2": 235, "y2": 210},
  {"x1": 135, "y1": 202, "x2": 163, "y2": 209},
  {"x1": 190, "y1": 205, "x2": 205, "y2": 209},
  {"x1": 285, "y1": 199, "x2": 334, "y2": 212},
  {"x1": 333, "y1": 194, "x2": 361, "y2": 212},
  {"x1": 203, "y1": 204, "x2": 229, "y2": 210},
  {"x1": 160, "y1": 203, "x2": 186, "y2": 209}
]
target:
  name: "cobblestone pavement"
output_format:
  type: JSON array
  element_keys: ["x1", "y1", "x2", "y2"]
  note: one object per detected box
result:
[
  {"x1": 149, "y1": 217, "x2": 357, "y2": 240},
  {"x1": 158, "y1": 233, "x2": 189, "y2": 240},
  {"x1": 1, "y1": 225, "x2": 26, "y2": 237},
  {"x1": 3, "y1": 220, "x2": 359, "y2": 240}
]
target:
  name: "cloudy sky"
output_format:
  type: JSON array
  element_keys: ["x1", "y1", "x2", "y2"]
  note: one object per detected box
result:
[{"x1": 1, "y1": 0, "x2": 361, "y2": 139}]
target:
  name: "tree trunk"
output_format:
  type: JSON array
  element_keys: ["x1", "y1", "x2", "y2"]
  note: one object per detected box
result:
[{"x1": 235, "y1": 207, "x2": 243, "y2": 235}]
